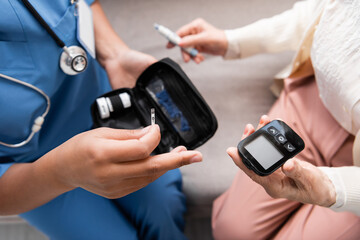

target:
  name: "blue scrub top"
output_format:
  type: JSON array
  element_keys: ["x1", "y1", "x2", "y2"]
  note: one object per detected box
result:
[{"x1": 0, "y1": 0, "x2": 111, "y2": 176}]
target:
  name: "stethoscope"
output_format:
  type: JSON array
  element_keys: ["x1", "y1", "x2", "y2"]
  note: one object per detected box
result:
[
  {"x1": 0, "y1": 0, "x2": 88, "y2": 148},
  {"x1": 22, "y1": 0, "x2": 88, "y2": 75},
  {"x1": 0, "y1": 73, "x2": 50, "y2": 148}
]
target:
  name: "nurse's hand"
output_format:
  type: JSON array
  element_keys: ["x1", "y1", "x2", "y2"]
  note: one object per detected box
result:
[
  {"x1": 227, "y1": 115, "x2": 336, "y2": 207},
  {"x1": 167, "y1": 18, "x2": 228, "y2": 63},
  {"x1": 91, "y1": 1, "x2": 156, "y2": 89},
  {"x1": 104, "y1": 48, "x2": 156, "y2": 89},
  {"x1": 49, "y1": 125, "x2": 202, "y2": 199}
]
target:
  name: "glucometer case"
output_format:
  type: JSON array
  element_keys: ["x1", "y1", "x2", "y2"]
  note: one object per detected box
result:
[{"x1": 91, "y1": 58, "x2": 218, "y2": 154}]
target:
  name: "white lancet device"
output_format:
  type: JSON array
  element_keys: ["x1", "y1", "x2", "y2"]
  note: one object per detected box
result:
[{"x1": 154, "y1": 23, "x2": 198, "y2": 57}]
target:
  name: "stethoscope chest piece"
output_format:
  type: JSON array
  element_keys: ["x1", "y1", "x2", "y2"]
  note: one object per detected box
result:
[{"x1": 60, "y1": 46, "x2": 88, "y2": 75}]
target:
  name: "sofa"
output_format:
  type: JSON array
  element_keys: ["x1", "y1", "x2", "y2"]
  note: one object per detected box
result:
[{"x1": 0, "y1": 0, "x2": 298, "y2": 239}]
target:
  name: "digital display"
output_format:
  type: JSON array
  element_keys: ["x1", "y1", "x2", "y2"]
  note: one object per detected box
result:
[{"x1": 245, "y1": 135, "x2": 284, "y2": 170}]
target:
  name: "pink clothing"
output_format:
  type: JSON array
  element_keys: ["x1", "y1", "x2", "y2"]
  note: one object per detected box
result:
[{"x1": 212, "y1": 68, "x2": 360, "y2": 239}]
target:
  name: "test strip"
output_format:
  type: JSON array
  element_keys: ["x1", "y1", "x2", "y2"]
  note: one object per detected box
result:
[{"x1": 151, "y1": 108, "x2": 155, "y2": 125}]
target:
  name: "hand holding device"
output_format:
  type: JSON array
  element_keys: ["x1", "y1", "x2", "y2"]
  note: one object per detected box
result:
[
  {"x1": 166, "y1": 18, "x2": 228, "y2": 63},
  {"x1": 155, "y1": 23, "x2": 199, "y2": 57},
  {"x1": 237, "y1": 119, "x2": 304, "y2": 176},
  {"x1": 48, "y1": 125, "x2": 202, "y2": 199},
  {"x1": 227, "y1": 115, "x2": 336, "y2": 207}
]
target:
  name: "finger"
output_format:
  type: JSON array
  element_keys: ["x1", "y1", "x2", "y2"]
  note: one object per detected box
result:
[
  {"x1": 282, "y1": 159, "x2": 307, "y2": 186},
  {"x1": 176, "y1": 21, "x2": 199, "y2": 38},
  {"x1": 181, "y1": 50, "x2": 204, "y2": 63},
  {"x1": 102, "y1": 125, "x2": 161, "y2": 162},
  {"x1": 171, "y1": 146, "x2": 187, "y2": 153},
  {"x1": 281, "y1": 159, "x2": 310, "y2": 200},
  {"x1": 241, "y1": 124, "x2": 255, "y2": 140},
  {"x1": 146, "y1": 150, "x2": 203, "y2": 173},
  {"x1": 179, "y1": 34, "x2": 207, "y2": 48},
  {"x1": 182, "y1": 50, "x2": 191, "y2": 62},
  {"x1": 101, "y1": 171, "x2": 167, "y2": 198},
  {"x1": 198, "y1": 54, "x2": 205, "y2": 62},
  {"x1": 227, "y1": 147, "x2": 260, "y2": 183},
  {"x1": 226, "y1": 147, "x2": 242, "y2": 168},
  {"x1": 95, "y1": 125, "x2": 153, "y2": 141},
  {"x1": 274, "y1": 117, "x2": 285, "y2": 121},
  {"x1": 256, "y1": 115, "x2": 271, "y2": 130},
  {"x1": 166, "y1": 42, "x2": 176, "y2": 49},
  {"x1": 193, "y1": 54, "x2": 204, "y2": 64},
  {"x1": 112, "y1": 150, "x2": 202, "y2": 178},
  {"x1": 107, "y1": 169, "x2": 164, "y2": 198},
  {"x1": 282, "y1": 159, "x2": 337, "y2": 206}
]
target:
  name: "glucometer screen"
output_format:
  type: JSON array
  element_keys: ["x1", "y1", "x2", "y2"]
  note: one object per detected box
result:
[{"x1": 245, "y1": 135, "x2": 284, "y2": 170}]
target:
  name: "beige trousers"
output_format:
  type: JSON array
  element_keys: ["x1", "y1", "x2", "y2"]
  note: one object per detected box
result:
[{"x1": 212, "y1": 68, "x2": 360, "y2": 239}]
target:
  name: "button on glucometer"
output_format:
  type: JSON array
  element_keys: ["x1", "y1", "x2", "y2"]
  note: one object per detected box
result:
[
  {"x1": 276, "y1": 134, "x2": 287, "y2": 144},
  {"x1": 268, "y1": 126, "x2": 278, "y2": 136},
  {"x1": 285, "y1": 142, "x2": 296, "y2": 152}
]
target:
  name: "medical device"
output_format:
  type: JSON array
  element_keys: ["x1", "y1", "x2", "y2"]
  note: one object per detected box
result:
[
  {"x1": 151, "y1": 108, "x2": 155, "y2": 125},
  {"x1": 0, "y1": 73, "x2": 50, "y2": 148},
  {"x1": 96, "y1": 93, "x2": 132, "y2": 120},
  {"x1": 21, "y1": 0, "x2": 88, "y2": 75},
  {"x1": 154, "y1": 23, "x2": 198, "y2": 58},
  {"x1": 237, "y1": 120, "x2": 305, "y2": 176},
  {"x1": 91, "y1": 58, "x2": 217, "y2": 153},
  {"x1": 0, "y1": 0, "x2": 91, "y2": 147}
]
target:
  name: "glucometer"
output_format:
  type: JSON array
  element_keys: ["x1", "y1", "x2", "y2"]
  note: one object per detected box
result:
[{"x1": 237, "y1": 120, "x2": 305, "y2": 176}]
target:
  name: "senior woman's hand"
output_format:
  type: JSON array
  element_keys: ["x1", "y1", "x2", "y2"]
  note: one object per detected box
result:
[
  {"x1": 167, "y1": 18, "x2": 228, "y2": 63},
  {"x1": 227, "y1": 115, "x2": 337, "y2": 207}
]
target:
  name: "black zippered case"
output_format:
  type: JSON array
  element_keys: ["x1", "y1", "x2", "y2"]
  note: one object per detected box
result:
[{"x1": 91, "y1": 58, "x2": 217, "y2": 153}]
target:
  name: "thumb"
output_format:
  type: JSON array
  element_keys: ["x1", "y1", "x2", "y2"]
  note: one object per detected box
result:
[
  {"x1": 97, "y1": 125, "x2": 159, "y2": 141},
  {"x1": 179, "y1": 33, "x2": 207, "y2": 48},
  {"x1": 282, "y1": 159, "x2": 306, "y2": 184},
  {"x1": 227, "y1": 147, "x2": 241, "y2": 166}
]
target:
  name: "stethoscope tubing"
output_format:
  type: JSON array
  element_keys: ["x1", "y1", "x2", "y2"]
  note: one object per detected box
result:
[
  {"x1": 21, "y1": 0, "x2": 66, "y2": 49},
  {"x1": 0, "y1": 73, "x2": 51, "y2": 148}
]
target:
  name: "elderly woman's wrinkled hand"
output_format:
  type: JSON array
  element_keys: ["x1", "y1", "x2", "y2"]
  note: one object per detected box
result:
[{"x1": 227, "y1": 115, "x2": 336, "y2": 207}]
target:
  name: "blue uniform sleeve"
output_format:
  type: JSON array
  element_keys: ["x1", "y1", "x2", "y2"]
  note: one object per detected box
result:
[
  {"x1": 0, "y1": 163, "x2": 14, "y2": 177},
  {"x1": 85, "y1": 0, "x2": 95, "y2": 5}
]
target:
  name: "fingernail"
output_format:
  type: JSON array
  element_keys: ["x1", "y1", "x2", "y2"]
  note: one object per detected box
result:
[
  {"x1": 173, "y1": 146, "x2": 187, "y2": 153},
  {"x1": 226, "y1": 147, "x2": 233, "y2": 156},
  {"x1": 179, "y1": 146, "x2": 187, "y2": 152},
  {"x1": 189, "y1": 154, "x2": 202, "y2": 163},
  {"x1": 244, "y1": 124, "x2": 251, "y2": 135},
  {"x1": 261, "y1": 115, "x2": 268, "y2": 124},
  {"x1": 283, "y1": 159, "x2": 295, "y2": 174},
  {"x1": 260, "y1": 117, "x2": 265, "y2": 125},
  {"x1": 141, "y1": 125, "x2": 154, "y2": 133}
]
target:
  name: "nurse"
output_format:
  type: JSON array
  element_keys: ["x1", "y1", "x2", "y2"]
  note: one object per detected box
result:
[{"x1": 0, "y1": 0, "x2": 202, "y2": 239}]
